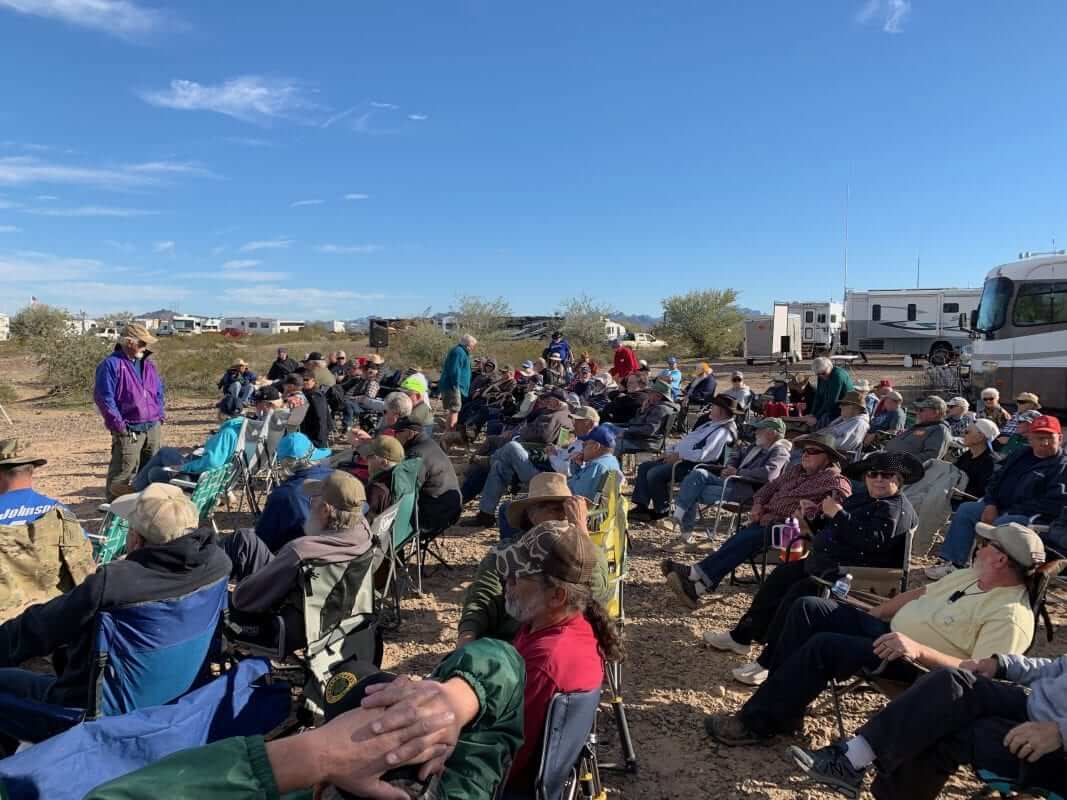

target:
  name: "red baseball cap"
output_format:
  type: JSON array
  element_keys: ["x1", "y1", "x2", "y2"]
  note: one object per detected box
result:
[
  {"x1": 1030, "y1": 415, "x2": 1062, "y2": 434},
  {"x1": 878, "y1": 378, "x2": 893, "y2": 388}
]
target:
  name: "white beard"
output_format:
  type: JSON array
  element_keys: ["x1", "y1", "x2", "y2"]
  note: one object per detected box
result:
[{"x1": 505, "y1": 591, "x2": 544, "y2": 623}]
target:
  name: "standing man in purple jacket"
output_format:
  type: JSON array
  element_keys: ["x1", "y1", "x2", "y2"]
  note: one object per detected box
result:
[{"x1": 93, "y1": 323, "x2": 166, "y2": 500}]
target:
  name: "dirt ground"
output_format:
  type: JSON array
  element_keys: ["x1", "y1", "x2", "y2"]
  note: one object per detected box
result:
[{"x1": 1, "y1": 351, "x2": 1060, "y2": 799}]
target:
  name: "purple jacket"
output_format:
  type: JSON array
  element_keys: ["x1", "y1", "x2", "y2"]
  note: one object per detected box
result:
[{"x1": 93, "y1": 348, "x2": 165, "y2": 433}]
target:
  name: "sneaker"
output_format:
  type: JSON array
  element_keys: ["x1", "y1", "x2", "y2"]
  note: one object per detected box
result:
[
  {"x1": 702, "y1": 630, "x2": 751, "y2": 655},
  {"x1": 461, "y1": 511, "x2": 497, "y2": 528},
  {"x1": 656, "y1": 517, "x2": 680, "y2": 534},
  {"x1": 703, "y1": 713, "x2": 773, "y2": 747},
  {"x1": 661, "y1": 559, "x2": 700, "y2": 610},
  {"x1": 924, "y1": 561, "x2": 958, "y2": 580},
  {"x1": 731, "y1": 663, "x2": 768, "y2": 685},
  {"x1": 788, "y1": 743, "x2": 866, "y2": 799},
  {"x1": 628, "y1": 506, "x2": 654, "y2": 521}
]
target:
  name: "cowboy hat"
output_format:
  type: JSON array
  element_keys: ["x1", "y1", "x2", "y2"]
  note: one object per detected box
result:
[
  {"x1": 837, "y1": 390, "x2": 867, "y2": 409},
  {"x1": 230, "y1": 358, "x2": 248, "y2": 369},
  {"x1": 844, "y1": 451, "x2": 925, "y2": 484},
  {"x1": 505, "y1": 472, "x2": 573, "y2": 530},
  {"x1": 365, "y1": 353, "x2": 385, "y2": 365},
  {"x1": 852, "y1": 379, "x2": 871, "y2": 392},
  {"x1": 708, "y1": 394, "x2": 740, "y2": 415},
  {"x1": 791, "y1": 434, "x2": 848, "y2": 465},
  {"x1": 0, "y1": 439, "x2": 47, "y2": 469}
]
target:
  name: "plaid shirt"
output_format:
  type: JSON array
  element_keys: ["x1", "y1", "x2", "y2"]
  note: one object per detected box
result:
[
  {"x1": 1000, "y1": 412, "x2": 1022, "y2": 438},
  {"x1": 751, "y1": 462, "x2": 853, "y2": 526}
]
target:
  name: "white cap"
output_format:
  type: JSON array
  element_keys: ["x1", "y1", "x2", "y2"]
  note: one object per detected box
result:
[{"x1": 971, "y1": 418, "x2": 1000, "y2": 442}]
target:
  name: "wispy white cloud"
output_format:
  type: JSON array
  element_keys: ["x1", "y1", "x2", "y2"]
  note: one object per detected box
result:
[
  {"x1": 222, "y1": 259, "x2": 260, "y2": 270},
  {"x1": 0, "y1": 156, "x2": 155, "y2": 189},
  {"x1": 0, "y1": 0, "x2": 174, "y2": 41},
  {"x1": 239, "y1": 238, "x2": 292, "y2": 252},
  {"x1": 36, "y1": 194, "x2": 58, "y2": 200},
  {"x1": 126, "y1": 160, "x2": 217, "y2": 177},
  {"x1": 321, "y1": 105, "x2": 358, "y2": 129},
  {"x1": 290, "y1": 198, "x2": 323, "y2": 208},
  {"x1": 139, "y1": 76, "x2": 318, "y2": 125},
  {"x1": 221, "y1": 136, "x2": 274, "y2": 148},
  {"x1": 343, "y1": 193, "x2": 370, "y2": 201},
  {"x1": 856, "y1": 0, "x2": 911, "y2": 33},
  {"x1": 23, "y1": 205, "x2": 158, "y2": 217},
  {"x1": 0, "y1": 250, "x2": 103, "y2": 282},
  {"x1": 153, "y1": 240, "x2": 175, "y2": 254},
  {"x1": 185, "y1": 270, "x2": 290, "y2": 282},
  {"x1": 224, "y1": 285, "x2": 383, "y2": 308},
  {"x1": 316, "y1": 244, "x2": 382, "y2": 255},
  {"x1": 370, "y1": 101, "x2": 399, "y2": 110},
  {"x1": 0, "y1": 225, "x2": 19, "y2": 233},
  {"x1": 408, "y1": 113, "x2": 428, "y2": 121},
  {"x1": 104, "y1": 239, "x2": 136, "y2": 252}
]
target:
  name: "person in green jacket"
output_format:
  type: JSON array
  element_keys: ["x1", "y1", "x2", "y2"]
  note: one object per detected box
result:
[
  {"x1": 803, "y1": 356, "x2": 854, "y2": 429},
  {"x1": 83, "y1": 638, "x2": 524, "y2": 800},
  {"x1": 439, "y1": 335, "x2": 476, "y2": 432}
]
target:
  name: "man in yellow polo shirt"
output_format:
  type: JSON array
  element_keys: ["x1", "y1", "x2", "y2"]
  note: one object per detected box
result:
[{"x1": 706, "y1": 521, "x2": 1041, "y2": 745}]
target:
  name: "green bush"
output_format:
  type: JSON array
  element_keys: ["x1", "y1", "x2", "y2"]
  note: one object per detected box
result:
[
  {"x1": 557, "y1": 294, "x2": 618, "y2": 348},
  {"x1": 660, "y1": 288, "x2": 745, "y2": 358},
  {"x1": 155, "y1": 338, "x2": 243, "y2": 394},
  {"x1": 37, "y1": 333, "x2": 112, "y2": 400},
  {"x1": 10, "y1": 303, "x2": 70, "y2": 343},
  {"x1": 390, "y1": 323, "x2": 455, "y2": 371},
  {"x1": 0, "y1": 381, "x2": 16, "y2": 404}
]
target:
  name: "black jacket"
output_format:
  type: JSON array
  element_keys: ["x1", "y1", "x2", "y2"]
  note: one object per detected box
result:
[
  {"x1": 0, "y1": 528, "x2": 231, "y2": 707},
  {"x1": 266, "y1": 357, "x2": 299, "y2": 381},
  {"x1": 404, "y1": 430, "x2": 460, "y2": 499},
  {"x1": 806, "y1": 492, "x2": 916, "y2": 576},
  {"x1": 984, "y1": 446, "x2": 1067, "y2": 522},
  {"x1": 955, "y1": 448, "x2": 996, "y2": 500},
  {"x1": 300, "y1": 388, "x2": 332, "y2": 448}
]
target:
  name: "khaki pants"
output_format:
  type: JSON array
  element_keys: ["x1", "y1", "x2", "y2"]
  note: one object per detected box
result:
[{"x1": 107, "y1": 424, "x2": 161, "y2": 500}]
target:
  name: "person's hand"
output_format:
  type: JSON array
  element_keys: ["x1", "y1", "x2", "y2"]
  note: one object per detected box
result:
[
  {"x1": 352, "y1": 428, "x2": 372, "y2": 442},
  {"x1": 803, "y1": 415, "x2": 818, "y2": 426},
  {"x1": 663, "y1": 452, "x2": 682, "y2": 465},
  {"x1": 980, "y1": 505, "x2": 999, "y2": 525},
  {"x1": 1004, "y1": 721, "x2": 1063, "y2": 763},
  {"x1": 456, "y1": 631, "x2": 476, "y2": 649},
  {"x1": 797, "y1": 499, "x2": 818, "y2": 515},
  {"x1": 545, "y1": 445, "x2": 558, "y2": 457},
  {"x1": 721, "y1": 466, "x2": 737, "y2": 477},
  {"x1": 749, "y1": 503, "x2": 763, "y2": 522},
  {"x1": 361, "y1": 677, "x2": 466, "y2": 780},
  {"x1": 872, "y1": 632, "x2": 925, "y2": 662},
  {"x1": 821, "y1": 495, "x2": 843, "y2": 518},
  {"x1": 960, "y1": 657, "x2": 998, "y2": 678}
]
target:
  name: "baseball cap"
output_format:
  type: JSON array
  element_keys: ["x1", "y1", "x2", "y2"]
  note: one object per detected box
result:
[
  {"x1": 970, "y1": 418, "x2": 1000, "y2": 442},
  {"x1": 732, "y1": 370, "x2": 744, "y2": 379},
  {"x1": 667, "y1": 356, "x2": 677, "y2": 365},
  {"x1": 497, "y1": 521, "x2": 599, "y2": 586},
  {"x1": 120, "y1": 483, "x2": 199, "y2": 545},
  {"x1": 753, "y1": 417, "x2": 786, "y2": 435},
  {"x1": 975, "y1": 522, "x2": 1046, "y2": 571},
  {"x1": 1015, "y1": 392, "x2": 1041, "y2": 407},
  {"x1": 400, "y1": 375, "x2": 429, "y2": 394},
  {"x1": 885, "y1": 390, "x2": 904, "y2": 402},
  {"x1": 276, "y1": 432, "x2": 332, "y2": 463},
  {"x1": 302, "y1": 470, "x2": 367, "y2": 511},
  {"x1": 1029, "y1": 415, "x2": 1062, "y2": 434},
  {"x1": 578, "y1": 425, "x2": 615, "y2": 449},
  {"x1": 915, "y1": 395, "x2": 948, "y2": 413},
  {"x1": 947, "y1": 396, "x2": 969, "y2": 409},
  {"x1": 254, "y1": 386, "x2": 281, "y2": 403},
  {"x1": 571, "y1": 406, "x2": 600, "y2": 424},
  {"x1": 358, "y1": 435, "x2": 406, "y2": 461}
]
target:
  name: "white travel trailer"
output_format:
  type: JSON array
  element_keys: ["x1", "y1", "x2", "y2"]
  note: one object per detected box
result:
[
  {"x1": 781, "y1": 301, "x2": 843, "y2": 357},
  {"x1": 0, "y1": 313, "x2": 9, "y2": 342},
  {"x1": 158, "y1": 315, "x2": 203, "y2": 336},
  {"x1": 220, "y1": 317, "x2": 305, "y2": 335},
  {"x1": 967, "y1": 252, "x2": 1067, "y2": 415},
  {"x1": 843, "y1": 288, "x2": 981, "y2": 364},
  {"x1": 200, "y1": 317, "x2": 221, "y2": 333},
  {"x1": 744, "y1": 304, "x2": 802, "y2": 364}
]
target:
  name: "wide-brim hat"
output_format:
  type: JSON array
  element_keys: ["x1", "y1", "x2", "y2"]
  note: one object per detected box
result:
[
  {"x1": 121, "y1": 322, "x2": 157, "y2": 345},
  {"x1": 0, "y1": 438, "x2": 47, "y2": 469},
  {"x1": 648, "y1": 379, "x2": 673, "y2": 399},
  {"x1": 792, "y1": 434, "x2": 849, "y2": 465},
  {"x1": 365, "y1": 353, "x2": 385, "y2": 365},
  {"x1": 844, "y1": 451, "x2": 925, "y2": 484},
  {"x1": 505, "y1": 472, "x2": 573, "y2": 530},
  {"x1": 231, "y1": 359, "x2": 248, "y2": 369},
  {"x1": 708, "y1": 394, "x2": 740, "y2": 415},
  {"x1": 837, "y1": 390, "x2": 867, "y2": 409},
  {"x1": 852, "y1": 379, "x2": 871, "y2": 392}
]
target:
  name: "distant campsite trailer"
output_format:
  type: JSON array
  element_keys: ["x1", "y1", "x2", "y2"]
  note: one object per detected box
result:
[
  {"x1": 844, "y1": 288, "x2": 981, "y2": 364},
  {"x1": 744, "y1": 304, "x2": 802, "y2": 364}
]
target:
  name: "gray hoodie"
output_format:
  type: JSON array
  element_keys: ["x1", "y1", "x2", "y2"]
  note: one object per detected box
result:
[{"x1": 997, "y1": 653, "x2": 1067, "y2": 746}]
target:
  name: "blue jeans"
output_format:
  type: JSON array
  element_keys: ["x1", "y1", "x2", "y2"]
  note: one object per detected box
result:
[
  {"x1": 132, "y1": 446, "x2": 189, "y2": 491},
  {"x1": 631, "y1": 460, "x2": 692, "y2": 514},
  {"x1": 498, "y1": 504, "x2": 522, "y2": 541},
  {"x1": 461, "y1": 463, "x2": 490, "y2": 504},
  {"x1": 479, "y1": 441, "x2": 546, "y2": 515},
  {"x1": 226, "y1": 381, "x2": 255, "y2": 405},
  {"x1": 0, "y1": 668, "x2": 61, "y2": 741},
  {"x1": 675, "y1": 469, "x2": 729, "y2": 533},
  {"x1": 694, "y1": 522, "x2": 769, "y2": 591},
  {"x1": 939, "y1": 500, "x2": 1032, "y2": 565}
]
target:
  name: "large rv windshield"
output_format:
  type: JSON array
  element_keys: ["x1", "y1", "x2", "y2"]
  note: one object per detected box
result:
[{"x1": 975, "y1": 276, "x2": 1012, "y2": 332}]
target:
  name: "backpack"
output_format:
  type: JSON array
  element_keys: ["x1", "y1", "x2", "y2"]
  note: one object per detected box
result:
[{"x1": 0, "y1": 507, "x2": 94, "y2": 613}]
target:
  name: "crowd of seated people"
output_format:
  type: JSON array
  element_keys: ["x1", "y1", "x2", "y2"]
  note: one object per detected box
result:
[{"x1": 5, "y1": 330, "x2": 1067, "y2": 800}]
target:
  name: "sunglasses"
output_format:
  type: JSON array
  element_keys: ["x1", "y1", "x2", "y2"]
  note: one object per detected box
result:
[
  {"x1": 865, "y1": 470, "x2": 900, "y2": 480},
  {"x1": 802, "y1": 448, "x2": 824, "y2": 456}
]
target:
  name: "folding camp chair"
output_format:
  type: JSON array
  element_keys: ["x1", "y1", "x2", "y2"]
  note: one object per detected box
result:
[
  {"x1": 619, "y1": 411, "x2": 678, "y2": 474},
  {"x1": 87, "y1": 507, "x2": 129, "y2": 565},
  {"x1": 171, "y1": 461, "x2": 239, "y2": 535},
  {"x1": 533, "y1": 689, "x2": 604, "y2": 800},
  {"x1": 381, "y1": 456, "x2": 426, "y2": 597},
  {"x1": 0, "y1": 576, "x2": 228, "y2": 744},
  {"x1": 228, "y1": 412, "x2": 275, "y2": 516},
  {"x1": 972, "y1": 769, "x2": 1066, "y2": 799},
  {"x1": 586, "y1": 470, "x2": 638, "y2": 775},
  {"x1": 223, "y1": 547, "x2": 384, "y2": 719}
]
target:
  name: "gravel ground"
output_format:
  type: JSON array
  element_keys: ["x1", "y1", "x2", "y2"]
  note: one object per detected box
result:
[{"x1": 1, "y1": 352, "x2": 1061, "y2": 799}]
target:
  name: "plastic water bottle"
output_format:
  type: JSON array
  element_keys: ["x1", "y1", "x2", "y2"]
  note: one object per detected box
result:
[{"x1": 831, "y1": 573, "x2": 853, "y2": 601}]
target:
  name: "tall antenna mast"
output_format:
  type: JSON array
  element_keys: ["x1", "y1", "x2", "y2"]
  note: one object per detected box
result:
[
  {"x1": 916, "y1": 254, "x2": 921, "y2": 288},
  {"x1": 843, "y1": 184, "x2": 849, "y2": 302}
]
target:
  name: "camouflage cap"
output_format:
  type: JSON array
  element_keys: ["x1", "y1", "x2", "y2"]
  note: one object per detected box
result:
[
  {"x1": 496, "y1": 520, "x2": 598, "y2": 586},
  {"x1": 0, "y1": 439, "x2": 47, "y2": 469}
]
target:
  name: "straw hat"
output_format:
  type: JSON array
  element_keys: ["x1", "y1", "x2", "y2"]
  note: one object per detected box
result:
[{"x1": 505, "y1": 472, "x2": 574, "y2": 530}]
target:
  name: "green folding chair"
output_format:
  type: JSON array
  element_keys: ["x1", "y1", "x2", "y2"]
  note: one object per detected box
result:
[{"x1": 89, "y1": 510, "x2": 129, "y2": 565}]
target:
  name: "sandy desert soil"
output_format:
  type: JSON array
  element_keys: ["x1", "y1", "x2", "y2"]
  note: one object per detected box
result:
[{"x1": 1, "y1": 350, "x2": 1060, "y2": 799}]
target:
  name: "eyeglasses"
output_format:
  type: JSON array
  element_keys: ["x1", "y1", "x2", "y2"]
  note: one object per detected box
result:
[
  {"x1": 977, "y1": 538, "x2": 1007, "y2": 556},
  {"x1": 983, "y1": 397, "x2": 997, "y2": 402},
  {"x1": 865, "y1": 470, "x2": 900, "y2": 480}
]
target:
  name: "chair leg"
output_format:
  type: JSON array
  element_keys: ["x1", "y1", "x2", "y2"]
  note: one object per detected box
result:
[{"x1": 830, "y1": 680, "x2": 848, "y2": 741}]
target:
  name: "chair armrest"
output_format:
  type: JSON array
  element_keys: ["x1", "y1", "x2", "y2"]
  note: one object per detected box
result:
[
  {"x1": 951, "y1": 487, "x2": 979, "y2": 501},
  {"x1": 170, "y1": 478, "x2": 197, "y2": 489}
]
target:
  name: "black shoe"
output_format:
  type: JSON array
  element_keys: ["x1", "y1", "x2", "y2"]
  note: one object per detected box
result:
[
  {"x1": 661, "y1": 559, "x2": 700, "y2": 610},
  {"x1": 461, "y1": 511, "x2": 497, "y2": 528},
  {"x1": 788, "y1": 743, "x2": 866, "y2": 799},
  {"x1": 704, "y1": 713, "x2": 773, "y2": 747},
  {"x1": 629, "y1": 506, "x2": 653, "y2": 521}
]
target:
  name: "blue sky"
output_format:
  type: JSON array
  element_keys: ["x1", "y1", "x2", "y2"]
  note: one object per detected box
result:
[{"x1": 1, "y1": 1, "x2": 1065, "y2": 320}]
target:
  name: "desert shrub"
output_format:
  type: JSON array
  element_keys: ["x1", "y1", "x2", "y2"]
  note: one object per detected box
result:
[
  {"x1": 36, "y1": 333, "x2": 112, "y2": 400},
  {"x1": 10, "y1": 304, "x2": 70, "y2": 343},
  {"x1": 660, "y1": 288, "x2": 745, "y2": 358},
  {"x1": 454, "y1": 295, "x2": 512, "y2": 337},
  {"x1": 0, "y1": 381, "x2": 16, "y2": 404},
  {"x1": 391, "y1": 322, "x2": 454, "y2": 370},
  {"x1": 155, "y1": 338, "x2": 244, "y2": 394},
  {"x1": 557, "y1": 294, "x2": 618, "y2": 348}
]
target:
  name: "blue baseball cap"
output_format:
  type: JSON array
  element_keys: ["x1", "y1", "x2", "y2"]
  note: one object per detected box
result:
[
  {"x1": 276, "y1": 432, "x2": 331, "y2": 463},
  {"x1": 667, "y1": 356, "x2": 677, "y2": 365},
  {"x1": 578, "y1": 425, "x2": 615, "y2": 449}
]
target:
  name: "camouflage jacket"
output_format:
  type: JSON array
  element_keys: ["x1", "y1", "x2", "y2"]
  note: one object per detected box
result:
[{"x1": 0, "y1": 507, "x2": 95, "y2": 614}]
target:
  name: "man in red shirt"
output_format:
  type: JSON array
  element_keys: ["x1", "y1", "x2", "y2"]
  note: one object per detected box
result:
[
  {"x1": 609, "y1": 339, "x2": 640, "y2": 380},
  {"x1": 497, "y1": 520, "x2": 622, "y2": 791}
]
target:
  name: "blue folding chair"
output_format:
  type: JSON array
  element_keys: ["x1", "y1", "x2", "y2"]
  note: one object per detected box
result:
[
  {"x1": 975, "y1": 769, "x2": 1066, "y2": 799},
  {"x1": 0, "y1": 577, "x2": 229, "y2": 743},
  {"x1": 534, "y1": 689, "x2": 603, "y2": 800}
]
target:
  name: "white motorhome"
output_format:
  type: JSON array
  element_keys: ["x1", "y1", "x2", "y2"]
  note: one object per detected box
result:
[
  {"x1": 843, "y1": 288, "x2": 981, "y2": 364},
  {"x1": 220, "y1": 317, "x2": 306, "y2": 335},
  {"x1": 200, "y1": 317, "x2": 221, "y2": 333},
  {"x1": 158, "y1": 316, "x2": 203, "y2": 336},
  {"x1": 745, "y1": 304, "x2": 801, "y2": 364},
  {"x1": 781, "y1": 301, "x2": 843, "y2": 357},
  {"x1": 968, "y1": 252, "x2": 1067, "y2": 415},
  {"x1": 0, "y1": 313, "x2": 9, "y2": 342}
]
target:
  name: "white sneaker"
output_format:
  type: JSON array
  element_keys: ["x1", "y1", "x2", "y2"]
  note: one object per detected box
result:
[
  {"x1": 702, "y1": 630, "x2": 750, "y2": 655},
  {"x1": 732, "y1": 663, "x2": 768, "y2": 686},
  {"x1": 925, "y1": 561, "x2": 958, "y2": 580}
]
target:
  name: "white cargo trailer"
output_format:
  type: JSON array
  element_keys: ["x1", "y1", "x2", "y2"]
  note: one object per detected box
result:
[
  {"x1": 745, "y1": 305, "x2": 802, "y2": 364},
  {"x1": 780, "y1": 301, "x2": 843, "y2": 357}
]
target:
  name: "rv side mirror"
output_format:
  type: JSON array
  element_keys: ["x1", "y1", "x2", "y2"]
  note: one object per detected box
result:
[
  {"x1": 958, "y1": 313, "x2": 966, "y2": 331},
  {"x1": 969, "y1": 309, "x2": 978, "y2": 330}
]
